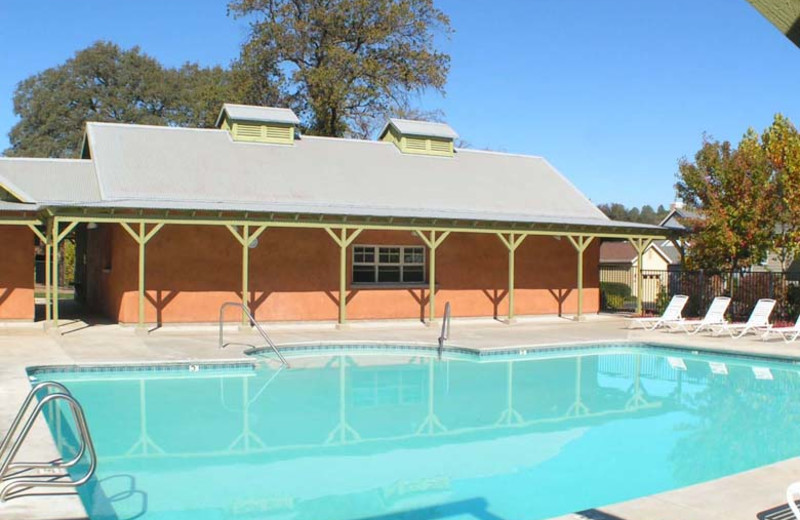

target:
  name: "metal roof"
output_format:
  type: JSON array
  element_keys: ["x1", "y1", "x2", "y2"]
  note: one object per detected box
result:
[
  {"x1": 215, "y1": 104, "x2": 301, "y2": 127},
  {"x1": 0, "y1": 200, "x2": 39, "y2": 213},
  {"x1": 381, "y1": 118, "x2": 459, "y2": 140},
  {"x1": 0, "y1": 120, "x2": 669, "y2": 235},
  {"x1": 78, "y1": 122, "x2": 630, "y2": 227},
  {"x1": 0, "y1": 158, "x2": 100, "y2": 203}
]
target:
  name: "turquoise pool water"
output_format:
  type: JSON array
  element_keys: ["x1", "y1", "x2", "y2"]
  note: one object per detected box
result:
[{"x1": 31, "y1": 344, "x2": 800, "y2": 520}]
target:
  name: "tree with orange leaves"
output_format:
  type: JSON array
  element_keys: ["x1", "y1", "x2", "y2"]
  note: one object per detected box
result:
[{"x1": 676, "y1": 127, "x2": 779, "y2": 271}]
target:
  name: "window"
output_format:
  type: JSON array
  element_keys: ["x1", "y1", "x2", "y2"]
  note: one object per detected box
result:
[{"x1": 352, "y1": 245, "x2": 425, "y2": 284}]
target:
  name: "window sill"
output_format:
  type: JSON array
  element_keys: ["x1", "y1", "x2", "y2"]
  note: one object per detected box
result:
[{"x1": 351, "y1": 282, "x2": 435, "y2": 290}]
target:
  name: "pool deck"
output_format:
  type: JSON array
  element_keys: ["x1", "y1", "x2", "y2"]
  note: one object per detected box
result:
[{"x1": 2, "y1": 313, "x2": 800, "y2": 519}]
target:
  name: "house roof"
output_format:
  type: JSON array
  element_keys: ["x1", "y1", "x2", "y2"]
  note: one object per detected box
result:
[
  {"x1": 657, "y1": 240, "x2": 682, "y2": 264},
  {"x1": 659, "y1": 206, "x2": 703, "y2": 230},
  {"x1": 380, "y1": 118, "x2": 459, "y2": 140},
  {"x1": 215, "y1": 104, "x2": 301, "y2": 127},
  {"x1": 600, "y1": 240, "x2": 678, "y2": 265},
  {"x1": 600, "y1": 242, "x2": 638, "y2": 263},
  {"x1": 0, "y1": 117, "x2": 668, "y2": 234}
]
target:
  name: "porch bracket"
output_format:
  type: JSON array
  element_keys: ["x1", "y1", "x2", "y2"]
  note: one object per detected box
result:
[
  {"x1": 227, "y1": 224, "x2": 269, "y2": 325},
  {"x1": 324, "y1": 227, "x2": 364, "y2": 325},
  {"x1": 496, "y1": 232, "x2": 527, "y2": 322},
  {"x1": 51, "y1": 218, "x2": 79, "y2": 327},
  {"x1": 27, "y1": 224, "x2": 50, "y2": 324},
  {"x1": 627, "y1": 236, "x2": 653, "y2": 316},
  {"x1": 120, "y1": 222, "x2": 165, "y2": 329},
  {"x1": 416, "y1": 230, "x2": 451, "y2": 323},
  {"x1": 567, "y1": 235, "x2": 595, "y2": 321}
]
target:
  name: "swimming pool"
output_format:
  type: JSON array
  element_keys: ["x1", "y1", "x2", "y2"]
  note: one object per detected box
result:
[{"x1": 29, "y1": 343, "x2": 800, "y2": 519}]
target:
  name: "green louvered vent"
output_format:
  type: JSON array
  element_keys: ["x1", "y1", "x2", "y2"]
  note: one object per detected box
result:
[
  {"x1": 429, "y1": 139, "x2": 452, "y2": 154},
  {"x1": 266, "y1": 125, "x2": 292, "y2": 141},
  {"x1": 236, "y1": 124, "x2": 262, "y2": 138},
  {"x1": 405, "y1": 137, "x2": 427, "y2": 151},
  {"x1": 379, "y1": 120, "x2": 456, "y2": 157},
  {"x1": 221, "y1": 115, "x2": 296, "y2": 145}
]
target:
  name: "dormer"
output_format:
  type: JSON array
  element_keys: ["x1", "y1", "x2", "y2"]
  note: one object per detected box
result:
[
  {"x1": 216, "y1": 104, "x2": 300, "y2": 145},
  {"x1": 379, "y1": 119, "x2": 458, "y2": 157}
]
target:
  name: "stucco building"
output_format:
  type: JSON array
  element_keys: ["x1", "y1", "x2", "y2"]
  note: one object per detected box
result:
[{"x1": 0, "y1": 105, "x2": 667, "y2": 328}]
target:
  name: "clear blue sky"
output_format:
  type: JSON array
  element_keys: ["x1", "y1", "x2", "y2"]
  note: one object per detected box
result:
[{"x1": 1, "y1": 0, "x2": 799, "y2": 208}]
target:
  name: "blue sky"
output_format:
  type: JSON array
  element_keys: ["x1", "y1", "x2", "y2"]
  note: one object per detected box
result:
[{"x1": 1, "y1": 0, "x2": 798, "y2": 208}]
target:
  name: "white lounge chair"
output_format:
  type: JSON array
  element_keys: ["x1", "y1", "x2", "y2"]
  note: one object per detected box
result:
[
  {"x1": 711, "y1": 298, "x2": 775, "y2": 339},
  {"x1": 626, "y1": 294, "x2": 688, "y2": 330},
  {"x1": 787, "y1": 481, "x2": 800, "y2": 519},
  {"x1": 669, "y1": 296, "x2": 731, "y2": 335},
  {"x1": 762, "y1": 315, "x2": 800, "y2": 343}
]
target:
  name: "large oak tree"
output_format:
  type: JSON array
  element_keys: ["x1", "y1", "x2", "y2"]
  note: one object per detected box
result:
[
  {"x1": 228, "y1": 0, "x2": 451, "y2": 137},
  {"x1": 5, "y1": 41, "x2": 234, "y2": 158}
]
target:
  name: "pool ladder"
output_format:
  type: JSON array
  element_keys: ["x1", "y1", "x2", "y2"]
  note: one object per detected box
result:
[
  {"x1": 438, "y1": 302, "x2": 452, "y2": 360},
  {"x1": 219, "y1": 302, "x2": 289, "y2": 367},
  {"x1": 0, "y1": 381, "x2": 97, "y2": 502}
]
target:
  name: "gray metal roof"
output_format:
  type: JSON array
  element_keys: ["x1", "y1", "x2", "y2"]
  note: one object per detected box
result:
[
  {"x1": 0, "y1": 200, "x2": 39, "y2": 213},
  {"x1": 381, "y1": 118, "x2": 459, "y2": 140},
  {"x1": 0, "y1": 158, "x2": 100, "y2": 203},
  {"x1": 215, "y1": 104, "x2": 300, "y2": 127},
  {"x1": 0, "y1": 121, "x2": 669, "y2": 234},
  {"x1": 79, "y1": 122, "x2": 631, "y2": 228}
]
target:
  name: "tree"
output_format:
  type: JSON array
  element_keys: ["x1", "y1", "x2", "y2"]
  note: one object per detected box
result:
[
  {"x1": 676, "y1": 131, "x2": 778, "y2": 271},
  {"x1": 597, "y1": 202, "x2": 671, "y2": 224},
  {"x1": 640, "y1": 204, "x2": 656, "y2": 223},
  {"x1": 763, "y1": 114, "x2": 800, "y2": 270},
  {"x1": 228, "y1": 0, "x2": 451, "y2": 138},
  {"x1": 5, "y1": 41, "x2": 235, "y2": 158}
]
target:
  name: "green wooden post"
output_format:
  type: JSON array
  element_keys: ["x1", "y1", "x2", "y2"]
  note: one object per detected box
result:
[
  {"x1": 27, "y1": 222, "x2": 51, "y2": 324},
  {"x1": 496, "y1": 233, "x2": 527, "y2": 322},
  {"x1": 629, "y1": 237, "x2": 652, "y2": 316},
  {"x1": 325, "y1": 227, "x2": 363, "y2": 325},
  {"x1": 227, "y1": 224, "x2": 269, "y2": 326},
  {"x1": 121, "y1": 222, "x2": 164, "y2": 329},
  {"x1": 50, "y1": 219, "x2": 78, "y2": 327},
  {"x1": 416, "y1": 230, "x2": 451, "y2": 323},
  {"x1": 241, "y1": 224, "x2": 250, "y2": 326},
  {"x1": 567, "y1": 235, "x2": 595, "y2": 321},
  {"x1": 137, "y1": 222, "x2": 146, "y2": 326},
  {"x1": 51, "y1": 218, "x2": 59, "y2": 326}
]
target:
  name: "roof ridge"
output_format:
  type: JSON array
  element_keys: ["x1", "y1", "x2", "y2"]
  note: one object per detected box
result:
[{"x1": 85, "y1": 121, "x2": 227, "y2": 134}]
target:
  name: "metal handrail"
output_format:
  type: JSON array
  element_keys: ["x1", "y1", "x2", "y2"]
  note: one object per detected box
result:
[
  {"x1": 0, "y1": 384, "x2": 97, "y2": 502},
  {"x1": 438, "y1": 302, "x2": 451, "y2": 360},
  {"x1": 219, "y1": 302, "x2": 289, "y2": 367}
]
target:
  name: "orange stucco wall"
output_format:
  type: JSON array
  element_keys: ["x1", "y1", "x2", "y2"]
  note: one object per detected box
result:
[
  {"x1": 85, "y1": 224, "x2": 599, "y2": 324},
  {"x1": 0, "y1": 226, "x2": 34, "y2": 320}
]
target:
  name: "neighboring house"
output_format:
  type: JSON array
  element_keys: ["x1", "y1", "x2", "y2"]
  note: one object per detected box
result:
[
  {"x1": 0, "y1": 103, "x2": 668, "y2": 325},
  {"x1": 600, "y1": 241, "x2": 678, "y2": 307}
]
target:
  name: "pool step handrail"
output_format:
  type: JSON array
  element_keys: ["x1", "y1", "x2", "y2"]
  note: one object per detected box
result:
[
  {"x1": 0, "y1": 382, "x2": 97, "y2": 502},
  {"x1": 438, "y1": 302, "x2": 452, "y2": 360},
  {"x1": 219, "y1": 302, "x2": 289, "y2": 367}
]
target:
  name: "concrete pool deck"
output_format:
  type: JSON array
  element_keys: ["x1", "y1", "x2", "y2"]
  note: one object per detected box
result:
[{"x1": 2, "y1": 313, "x2": 800, "y2": 519}]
